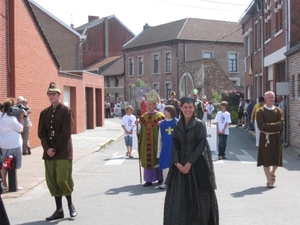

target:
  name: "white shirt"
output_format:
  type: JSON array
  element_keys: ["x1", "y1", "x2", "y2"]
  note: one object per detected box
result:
[
  {"x1": 0, "y1": 113, "x2": 23, "y2": 149},
  {"x1": 121, "y1": 114, "x2": 136, "y2": 137},
  {"x1": 157, "y1": 103, "x2": 165, "y2": 113},
  {"x1": 206, "y1": 104, "x2": 215, "y2": 115},
  {"x1": 215, "y1": 111, "x2": 231, "y2": 135}
]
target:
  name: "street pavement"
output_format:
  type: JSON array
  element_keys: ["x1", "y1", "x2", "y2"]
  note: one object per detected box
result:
[{"x1": 2, "y1": 118, "x2": 300, "y2": 225}]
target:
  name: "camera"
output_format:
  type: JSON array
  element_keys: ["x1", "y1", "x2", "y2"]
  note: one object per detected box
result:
[{"x1": 7, "y1": 104, "x2": 29, "y2": 117}]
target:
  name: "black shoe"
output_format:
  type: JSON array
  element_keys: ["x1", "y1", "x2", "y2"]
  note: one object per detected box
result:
[
  {"x1": 158, "y1": 180, "x2": 163, "y2": 185},
  {"x1": 69, "y1": 204, "x2": 77, "y2": 218},
  {"x1": 218, "y1": 156, "x2": 222, "y2": 160},
  {"x1": 143, "y1": 182, "x2": 152, "y2": 187},
  {"x1": 222, "y1": 156, "x2": 227, "y2": 160},
  {"x1": 46, "y1": 210, "x2": 64, "y2": 221}
]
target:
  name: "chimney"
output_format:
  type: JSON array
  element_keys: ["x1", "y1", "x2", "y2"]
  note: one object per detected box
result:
[
  {"x1": 143, "y1": 23, "x2": 150, "y2": 30},
  {"x1": 88, "y1": 16, "x2": 99, "y2": 22}
]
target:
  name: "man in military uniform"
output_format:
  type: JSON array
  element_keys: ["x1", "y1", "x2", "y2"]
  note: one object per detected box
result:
[{"x1": 38, "y1": 82, "x2": 77, "y2": 221}]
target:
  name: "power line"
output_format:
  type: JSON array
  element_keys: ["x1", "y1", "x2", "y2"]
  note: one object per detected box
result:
[
  {"x1": 208, "y1": 27, "x2": 242, "y2": 44},
  {"x1": 153, "y1": 0, "x2": 248, "y2": 12},
  {"x1": 200, "y1": 0, "x2": 248, "y2": 7}
]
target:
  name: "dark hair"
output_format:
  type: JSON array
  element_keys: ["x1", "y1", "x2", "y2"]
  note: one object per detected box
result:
[
  {"x1": 246, "y1": 99, "x2": 250, "y2": 103},
  {"x1": 164, "y1": 105, "x2": 176, "y2": 118},
  {"x1": 258, "y1": 96, "x2": 264, "y2": 102}
]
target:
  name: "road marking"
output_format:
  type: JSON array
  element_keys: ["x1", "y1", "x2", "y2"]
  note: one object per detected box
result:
[
  {"x1": 236, "y1": 154, "x2": 256, "y2": 163},
  {"x1": 105, "y1": 155, "x2": 125, "y2": 165}
]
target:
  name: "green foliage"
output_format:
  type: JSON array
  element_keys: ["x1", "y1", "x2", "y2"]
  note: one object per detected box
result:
[
  {"x1": 211, "y1": 89, "x2": 221, "y2": 103},
  {"x1": 135, "y1": 78, "x2": 147, "y2": 87},
  {"x1": 221, "y1": 90, "x2": 244, "y2": 125}
]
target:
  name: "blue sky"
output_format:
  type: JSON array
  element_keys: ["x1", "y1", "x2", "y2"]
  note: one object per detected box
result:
[{"x1": 33, "y1": 0, "x2": 252, "y2": 35}]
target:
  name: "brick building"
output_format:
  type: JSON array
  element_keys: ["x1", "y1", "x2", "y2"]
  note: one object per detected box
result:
[
  {"x1": 0, "y1": 0, "x2": 105, "y2": 148},
  {"x1": 76, "y1": 15, "x2": 134, "y2": 102},
  {"x1": 239, "y1": 0, "x2": 300, "y2": 149},
  {"x1": 123, "y1": 18, "x2": 244, "y2": 104}
]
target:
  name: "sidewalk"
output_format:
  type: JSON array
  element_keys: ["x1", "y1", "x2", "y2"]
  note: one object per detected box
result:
[{"x1": 2, "y1": 117, "x2": 124, "y2": 199}]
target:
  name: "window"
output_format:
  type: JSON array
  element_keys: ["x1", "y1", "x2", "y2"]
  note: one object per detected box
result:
[
  {"x1": 115, "y1": 76, "x2": 119, "y2": 87},
  {"x1": 154, "y1": 54, "x2": 159, "y2": 73},
  {"x1": 129, "y1": 58, "x2": 134, "y2": 76},
  {"x1": 203, "y1": 52, "x2": 212, "y2": 58},
  {"x1": 153, "y1": 83, "x2": 159, "y2": 95},
  {"x1": 165, "y1": 52, "x2": 171, "y2": 73},
  {"x1": 105, "y1": 76, "x2": 110, "y2": 87},
  {"x1": 230, "y1": 78, "x2": 240, "y2": 86},
  {"x1": 165, "y1": 83, "x2": 171, "y2": 99},
  {"x1": 138, "y1": 57, "x2": 144, "y2": 75},
  {"x1": 229, "y1": 53, "x2": 238, "y2": 72}
]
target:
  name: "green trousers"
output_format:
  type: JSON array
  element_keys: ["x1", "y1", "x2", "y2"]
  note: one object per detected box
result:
[{"x1": 44, "y1": 159, "x2": 74, "y2": 196}]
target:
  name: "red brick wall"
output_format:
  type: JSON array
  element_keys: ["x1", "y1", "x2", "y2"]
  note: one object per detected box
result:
[
  {"x1": 11, "y1": 0, "x2": 61, "y2": 147},
  {"x1": 125, "y1": 44, "x2": 178, "y2": 100},
  {"x1": 0, "y1": 0, "x2": 8, "y2": 100},
  {"x1": 82, "y1": 17, "x2": 134, "y2": 68},
  {"x1": 7, "y1": 0, "x2": 105, "y2": 148},
  {"x1": 290, "y1": 0, "x2": 300, "y2": 48}
]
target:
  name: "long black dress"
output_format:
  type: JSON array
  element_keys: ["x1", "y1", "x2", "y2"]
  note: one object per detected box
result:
[
  {"x1": 0, "y1": 184, "x2": 10, "y2": 225},
  {"x1": 163, "y1": 115, "x2": 219, "y2": 225}
]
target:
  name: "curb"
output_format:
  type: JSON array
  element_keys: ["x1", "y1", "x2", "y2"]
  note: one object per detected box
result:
[{"x1": 96, "y1": 134, "x2": 123, "y2": 151}]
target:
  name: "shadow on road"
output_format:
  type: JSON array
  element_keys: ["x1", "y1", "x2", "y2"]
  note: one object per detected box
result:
[
  {"x1": 104, "y1": 184, "x2": 165, "y2": 196},
  {"x1": 231, "y1": 186, "x2": 273, "y2": 198}
]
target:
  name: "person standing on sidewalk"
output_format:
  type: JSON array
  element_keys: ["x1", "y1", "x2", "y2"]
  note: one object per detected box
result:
[
  {"x1": 137, "y1": 89, "x2": 164, "y2": 187},
  {"x1": 17, "y1": 96, "x2": 32, "y2": 155},
  {"x1": 256, "y1": 91, "x2": 284, "y2": 188},
  {"x1": 0, "y1": 98, "x2": 24, "y2": 191},
  {"x1": 38, "y1": 82, "x2": 77, "y2": 221},
  {"x1": 215, "y1": 101, "x2": 231, "y2": 160}
]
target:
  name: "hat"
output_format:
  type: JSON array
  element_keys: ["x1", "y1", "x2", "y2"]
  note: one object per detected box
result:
[
  {"x1": 192, "y1": 89, "x2": 198, "y2": 95},
  {"x1": 47, "y1": 82, "x2": 61, "y2": 94},
  {"x1": 146, "y1": 89, "x2": 160, "y2": 104},
  {"x1": 202, "y1": 95, "x2": 207, "y2": 100},
  {"x1": 180, "y1": 97, "x2": 196, "y2": 105},
  {"x1": 17, "y1": 96, "x2": 25, "y2": 102}
]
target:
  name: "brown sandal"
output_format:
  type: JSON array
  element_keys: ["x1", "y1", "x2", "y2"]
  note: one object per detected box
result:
[
  {"x1": 267, "y1": 182, "x2": 274, "y2": 188},
  {"x1": 271, "y1": 175, "x2": 276, "y2": 184}
]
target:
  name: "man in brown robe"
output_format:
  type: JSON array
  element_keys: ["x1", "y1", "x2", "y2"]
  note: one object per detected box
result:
[
  {"x1": 38, "y1": 82, "x2": 77, "y2": 220},
  {"x1": 256, "y1": 91, "x2": 284, "y2": 188}
]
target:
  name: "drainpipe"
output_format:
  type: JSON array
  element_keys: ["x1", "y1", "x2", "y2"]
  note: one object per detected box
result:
[
  {"x1": 104, "y1": 17, "x2": 109, "y2": 58},
  {"x1": 261, "y1": 1, "x2": 265, "y2": 95},
  {"x1": 284, "y1": 0, "x2": 290, "y2": 147},
  {"x1": 6, "y1": 0, "x2": 11, "y2": 96}
]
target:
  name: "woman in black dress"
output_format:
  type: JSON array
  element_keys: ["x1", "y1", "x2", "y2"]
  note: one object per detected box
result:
[{"x1": 163, "y1": 97, "x2": 219, "y2": 225}]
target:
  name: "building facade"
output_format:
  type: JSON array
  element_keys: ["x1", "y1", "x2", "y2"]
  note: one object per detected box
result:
[
  {"x1": 239, "y1": 0, "x2": 300, "y2": 149},
  {"x1": 0, "y1": 0, "x2": 105, "y2": 147},
  {"x1": 123, "y1": 18, "x2": 244, "y2": 104}
]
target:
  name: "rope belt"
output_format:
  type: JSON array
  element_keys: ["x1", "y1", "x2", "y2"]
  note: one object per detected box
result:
[{"x1": 261, "y1": 131, "x2": 280, "y2": 147}]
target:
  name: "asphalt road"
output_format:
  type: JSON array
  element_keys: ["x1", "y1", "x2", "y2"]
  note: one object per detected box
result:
[{"x1": 3, "y1": 125, "x2": 300, "y2": 225}]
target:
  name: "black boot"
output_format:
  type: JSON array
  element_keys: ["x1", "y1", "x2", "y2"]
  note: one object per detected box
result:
[
  {"x1": 46, "y1": 210, "x2": 64, "y2": 221},
  {"x1": 69, "y1": 204, "x2": 77, "y2": 217}
]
